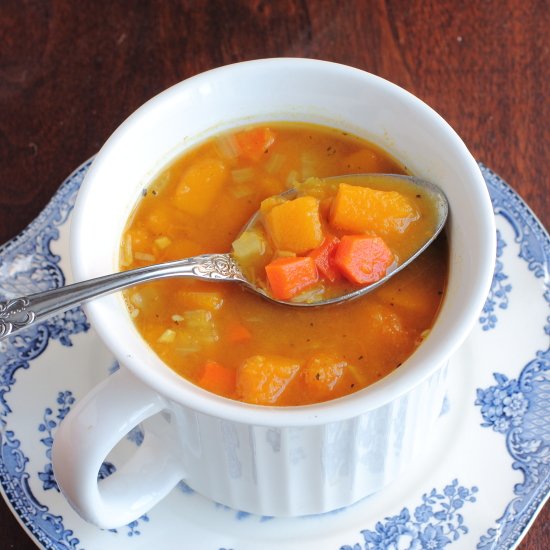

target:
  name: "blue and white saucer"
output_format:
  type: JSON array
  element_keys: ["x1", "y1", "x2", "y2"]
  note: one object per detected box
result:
[{"x1": 0, "y1": 161, "x2": 548, "y2": 550}]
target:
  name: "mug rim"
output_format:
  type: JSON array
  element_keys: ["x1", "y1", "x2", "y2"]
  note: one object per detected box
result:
[{"x1": 71, "y1": 58, "x2": 496, "y2": 426}]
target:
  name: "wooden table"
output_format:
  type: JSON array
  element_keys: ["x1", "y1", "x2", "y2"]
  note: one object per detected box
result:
[{"x1": 0, "y1": 1, "x2": 548, "y2": 548}]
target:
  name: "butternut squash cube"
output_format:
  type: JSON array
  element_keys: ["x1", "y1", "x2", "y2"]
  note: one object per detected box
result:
[
  {"x1": 302, "y1": 352, "x2": 346, "y2": 401},
  {"x1": 174, "y1": 158, "x2": 227, "y2": 216},
  {"x1": 330, "y1": 183, "x2": 419, "y2": 236},
  {"x1": 341, "y1": 149, "x2": 387, "y2": 173},
  {"x1": 231, "y1": 230, "x2": 267, "y2": 264},
  {"x1": 236, "y1": 355, "x2": 301, "y2": 405},
  {"x1": 264, "y1": 196, "x2": 323, "y2": 254},
  {"x1": 260, "y1": 195, "x2": 287, "y2": 215},
  {"x1": 175, "y1": 291, "x2": 224, "y2": 312}
]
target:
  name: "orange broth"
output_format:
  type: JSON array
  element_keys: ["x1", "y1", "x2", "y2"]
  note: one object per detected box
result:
[{"x1": 120, "y1": 122, "x2": 448, "y2": 406}]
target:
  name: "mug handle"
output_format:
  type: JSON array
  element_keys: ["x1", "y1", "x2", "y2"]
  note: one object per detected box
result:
[{"x1": 52, "y1": 367, "x2": 186, "y2": 528}]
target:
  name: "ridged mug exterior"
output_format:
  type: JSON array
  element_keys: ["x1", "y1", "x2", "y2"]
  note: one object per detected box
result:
[{"x1": 172, "y1": 363, "x2": 448, "y2": 516}]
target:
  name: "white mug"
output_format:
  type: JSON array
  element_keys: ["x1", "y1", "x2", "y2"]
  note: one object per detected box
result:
[{"x1": 52, "y1": 58, "x2": 496, "y2": 529}]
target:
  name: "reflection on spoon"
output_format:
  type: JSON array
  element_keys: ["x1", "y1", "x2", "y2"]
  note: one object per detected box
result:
[{"x1": 0, "y1": 174, "x2": 448, "y2": 340}]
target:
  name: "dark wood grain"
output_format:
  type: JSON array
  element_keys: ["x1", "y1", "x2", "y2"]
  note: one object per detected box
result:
[{"x1": 0, "y1": 1, "x2": 548, "y2": 548}]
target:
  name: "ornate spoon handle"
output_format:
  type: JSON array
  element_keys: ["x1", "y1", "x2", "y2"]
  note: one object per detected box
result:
[{"x1": 0, "y1": 253, "x2": 248, "y2": 340}]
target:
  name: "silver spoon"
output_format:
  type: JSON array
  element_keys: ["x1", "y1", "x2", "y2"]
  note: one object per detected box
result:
[{"x1": 0, "y1": 174, "x2": 448, "y2": 340}]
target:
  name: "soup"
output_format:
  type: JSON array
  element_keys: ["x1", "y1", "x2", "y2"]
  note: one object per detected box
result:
[
  {"x1": 233, "y1": 174, "x2": 441, "y2": 303},
  {"x1": 120, "y1": 122, "x2": 448, "y2": 406}
]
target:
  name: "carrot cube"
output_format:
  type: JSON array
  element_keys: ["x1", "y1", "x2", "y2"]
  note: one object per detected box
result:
[
  {"x1": 226, "y1": 322, "x2": 252, "y2": 343},
  {"x1": 197, "y1": 360, "x2": 236, "y2": 397},
  {"x1": 234, "y1": 127, "x2": 276, "y2": 161},
  {"x1": 334, "y1": 235, "x2": 394, "y2": 285},
  {"x1": 308, "y1": 234, "x2": 341, "y2": 282},
  {"x1": 264, "y1": 196, "x2": 323, "y2": 254},
  {"x1": 265, "y1": 256, "x2": 318, "y2": 301}
]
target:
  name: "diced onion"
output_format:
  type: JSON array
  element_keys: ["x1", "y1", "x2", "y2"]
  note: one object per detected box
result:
[
  {"x1": 290, "y1": 285, "x2": 326, "y2": 304},
  {"x1": 130, "y1": 292, "x2": 144, "y2": 307},
  {"x1": 153, "y1": 172, "x2": 171, "y2": 194},
  {"x1": 230, "y1": 184, "x2": 254, "y2": 198},
  {"x1": 155, "y1": 236, "x2": 172, "y2": 249},
  {"x1": 134, "y1": 252, "x2": 155, "y2": 262},
  {"x1": 265, "y1": 153, "x2": 285, "y2": 174},
  {"x1": 120, "y1": 234, "x2": 133, "y2": 266},
  {"x1": 286, "y1": 170, "x2": 299, "y2": 186},
  {"x1": 157, "y1": 329, "x2": 176, "y2": 344},
  {"x1": 273, "y1": 250, "x2": 296, "y2": 259},
  {"x1": 232, "y1": 231, "x2": 267, "y2": 262},
  {"x1": 231, "y1": 167, "x2": 255, "y2": 183},
  {"x1": 215, "y1": 134, "x2": 240, "y2": 159},
  {"x1": 183, "y1": 310, "x2": 212, "y2": 327},
  {"x1": 301, "y1": 153, "x2": 317, "y2": 179}
]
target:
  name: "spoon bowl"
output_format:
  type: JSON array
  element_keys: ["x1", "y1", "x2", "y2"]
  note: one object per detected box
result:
[
  {"x1": 0, "y1": 174, "x2": 448, "y2": 339},
  {"x1": 245, "y1": 173, "x2": 448, "y2": 306}
]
